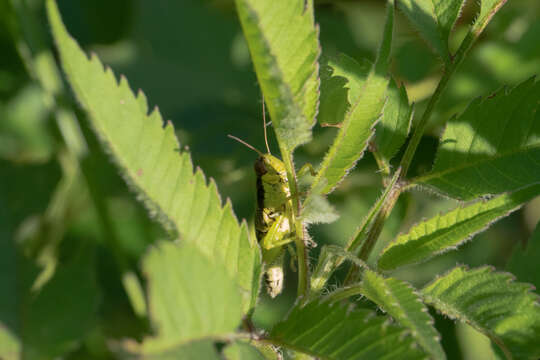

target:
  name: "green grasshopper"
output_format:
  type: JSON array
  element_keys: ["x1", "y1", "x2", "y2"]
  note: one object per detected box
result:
[{"x1": 228, "y1": 108, "x2": 296, "y2": 297}]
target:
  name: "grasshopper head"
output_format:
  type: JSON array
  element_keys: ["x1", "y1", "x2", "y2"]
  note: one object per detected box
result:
[{"x1": 255, "y1": 154, "x2": 286, "y2": 177}]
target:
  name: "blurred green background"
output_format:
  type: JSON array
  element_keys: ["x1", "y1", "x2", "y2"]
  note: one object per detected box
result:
[{"x1": 1, "y1": 0, "x2": 539, "y2": 358}]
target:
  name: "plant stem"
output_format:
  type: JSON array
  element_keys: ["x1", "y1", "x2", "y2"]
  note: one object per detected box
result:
[
  {"x1": 322, "y1": 285, "x2": 364, "y2": 303},
  {"x1": 399, "y1": 31, "x2": 475, "y2": 178},
  {"x1": 279, "y1": 144, "x2": 309, "y2": 299}
]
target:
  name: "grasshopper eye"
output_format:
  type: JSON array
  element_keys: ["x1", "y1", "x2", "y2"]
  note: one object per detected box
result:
[{"x1": 254, "y1": 157, "x2": 267, "y2": 175}]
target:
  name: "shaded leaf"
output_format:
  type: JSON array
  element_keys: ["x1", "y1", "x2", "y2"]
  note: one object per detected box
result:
[
  {"x1": 379, "y1": 184, "x2": 540, "y2": 270},
  {"x1": 46, "y1": 0, "x2": 261, "y2": 312},
  {"x1": 416, "y1": 77, "x2": 540, "y2": 201},
  {"x1": 361, "y1": 270, "x2": 445, "y2": 359},
  {"x1": 472, "y1": 0, "x2": 509, "y2": 35},
  {"x1": 374, "y1": 78, "x2": 413, "y2": 167},
  {"x1": 507, "y1": 220, "x2": 540, "y2": 292},
  {"x1": 123, "y1": 242, "x2": 243, "y2": 356},
  {"x1": 312, "y1": 0, "x2": 394, "y2": 194},
  {"x1": 398, "y1": 0, "x2": 465, "y2": 62},
  {"x1": 270, "y1": 300, "x2": 427, "y2": 360},
  {"x1": 234, "y1": 0, "x2": 320, "y2": 150},
  {"x1": 423, "y1": 266, "x2": 540, "y2": 359}
]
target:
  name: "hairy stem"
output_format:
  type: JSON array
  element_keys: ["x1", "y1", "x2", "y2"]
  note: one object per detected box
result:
[
  {"x1": 399, "y1": 31, "x2": 475, "y2": 178},
  {"x1": 279, "y1": 144, "x2": 309, "y2": 299}
]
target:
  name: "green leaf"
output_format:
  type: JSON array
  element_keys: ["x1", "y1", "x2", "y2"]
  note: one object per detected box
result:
[
  {"x1": 374, "y1": 78, "x2": 413, "y2": 167},
  {"x1": 46, "y1": 0, "x2": 261, "y2": 312},
  {"x1": 360, "y1": 270, "x2": 445, "y2": 360},
  {"x1": 422, "y1": 266, "x2": 540, "y2": 359},
  {"x1": 507, "y1": 221, "x2": 540, "y2": 292},
  {"x1": 312, "y1": 0, "x2": 394, "y2": 194},
  {"x1": 270, "y1": 300, "x2": 427, "y2": 359},
  {"x1": 117, "y1": 340, "x2": 221, "y2": 360},
  {"x1": 472, "y1": 0, "x2": 509, "y2": 35},
  {"x1": 398, "y1": 0, "x2": 465, "y2": 63},
  {"x1": 124, "y1": 242, "x2": 243, "y2": 356},
  {"x1": 415, "y1": 77, "x2": 540, "y2": 201},
  {"x1": 378, "y1": 184, "x2": 540, "y2": 270},
  {"x1": 223, "y1": 342, "x2": 269, "y2": 360},
  {"x1": 234, "y1": 0, "x2": 320, "y2": 150}
]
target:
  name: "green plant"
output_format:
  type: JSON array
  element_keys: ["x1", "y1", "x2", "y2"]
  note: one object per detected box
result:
[{"x1": 2, "y1": 0, "x2": 540, "y2": 358}]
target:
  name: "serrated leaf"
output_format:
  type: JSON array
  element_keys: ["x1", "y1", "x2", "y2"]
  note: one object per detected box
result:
[
  {"x1": 507, "y1": 221, "x2": 540, "y2": 292},
  {"x1": 234, "y1": 0, "x2": 320, "y2": 150},
  {"x1": 360, "y1": 270, "x2": 445, "y2": 360},
  {"x1": 415, "y1": 77, "x2": 540, "y2": 201},
  {"x1": 312, "y1": 0, "x2": 394, "y2": 194},
  {"x1": 398, "y1": 0, "x2": 465, "y2": 62},
  {"x1": 379, "y1": 184, "x2": 540, "y2": 271},
  {"x1": 472, "y1": 0, "x2": 509, "y2": 35},
  {"x1": 423, "y1": 266, "x2": 540, "y2": 359},
  {"x1": 46, "y1": 0, "x2": 261, "y2": 312},
  {"x1": 270, "y1": 300, "x2": 427, "y2": 360},
  {"x1": 124, "y1": 242, "x2": 243, "y2": 356},
  {"x1": 374, "y1": 78, "x2": 413, "y2": 166}
]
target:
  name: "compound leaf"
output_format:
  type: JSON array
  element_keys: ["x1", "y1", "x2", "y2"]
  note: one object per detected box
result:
[
  {"x1": 46, "y1": 0, "x2": 261, "y2": 313},
  {"x1": 423, "y1": 266, "x2": 540, "y2": 359},
  {"x1": 472, "y1": 0, "x2": 509, "y2": 35},
  {"x1": 270, "y1": 300, "x2": 427, "y2": 360},
  {"x1": 378, "y1": 184, "x2": 540, "y2": 270},
  {"x1": 398, "y1": 0, "x2": 465, "y2": 63},
  {"x1": 234, "y1": 0, "x2": 320, "y2": 150},
  {"x1": 361, "y1": 270, "x2": 445, "y2": 360},
  {"x1": 415, "y1": 77, "x2": 540, "y2": 201}
]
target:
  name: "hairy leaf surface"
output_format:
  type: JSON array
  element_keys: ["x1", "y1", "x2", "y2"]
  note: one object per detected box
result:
[
  {"x1": 270, "y1": 300, "x2": 427, "y2": 360},
  {"x1": 234, "y1": 0, "x2": 320, "y2": 150},
  {"x1": 379, "y1": 184, "x2": 540, "y2": 270},
  {"x1": 47, "y1": 0, "x2": 261, "y2": 312},
  {"x1": 398, "y1": 0, "x2": 465, "y2": 62},
  {"x1": 123, "y1": 242, "x2": 243, "y2": 356},
  {"x1": 312, "y1": 0, "x2": 394, "y2": 194},
  {"x1": 416, "y1": 78, "x2": 540, "y2": 200},
  {"x1": 360, "y1": 270, "x2": 445, "y2": 359},
  {"x1": 423, "y1": 266, "x2": 540, "y2": 359},
  {"x1": 374, "y1": 78, "x2": 413, "y2": 166}
]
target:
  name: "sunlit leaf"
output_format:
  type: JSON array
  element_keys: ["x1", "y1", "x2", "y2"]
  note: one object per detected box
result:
[
  {"x1": 360, "y1": 270, "x2": 445, "y2": 359},
  {"x1": 312, "y1": 0, "x2": 394, "y2": 194},
  {"x1": 415, "y1": 77, "x2": 540, "y2": 200},
  {"x1": 379, "y1": 184, "x2": 540, "y2": 270},
  {"x1": 423, "y1": 266, "x2": 540, "y2": 359},
  {"x1": 234, "y1": 0, "x2": 320, "y2": 150},
  {"x1": 270, "y1": 300, "x2": 427, "y2": 359}
]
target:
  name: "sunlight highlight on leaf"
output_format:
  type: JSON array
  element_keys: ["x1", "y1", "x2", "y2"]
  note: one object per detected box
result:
[{"x1": 422, "y1": 266, "x2": 540, "y2": 359}]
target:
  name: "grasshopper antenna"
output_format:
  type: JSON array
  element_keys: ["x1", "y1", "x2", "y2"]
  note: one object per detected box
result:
[
  {"x1": 228, "y1": 134, "x2": 264, "y2": 157},
  {"x1": 262, "y1": 95, "x2": 271, "y2": 155}
]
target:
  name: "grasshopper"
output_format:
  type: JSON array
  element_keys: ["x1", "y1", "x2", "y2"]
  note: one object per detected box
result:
[{"x1": 228, "y1": 105, "x2": 296, "y2": 297}]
